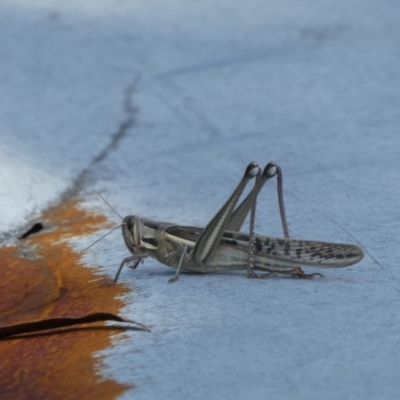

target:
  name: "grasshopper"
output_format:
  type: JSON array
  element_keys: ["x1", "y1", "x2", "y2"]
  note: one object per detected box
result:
[{"x1": 110, "y1": 161, "x2": 364, "y2": 283}]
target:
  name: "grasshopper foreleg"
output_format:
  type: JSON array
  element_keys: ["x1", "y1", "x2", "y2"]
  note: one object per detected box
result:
[{"x1": 114, "y1": 254, "x2": 148, "y2": 284}]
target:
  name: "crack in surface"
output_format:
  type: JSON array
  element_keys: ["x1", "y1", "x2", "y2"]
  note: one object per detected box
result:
[
  {"x1": 61, "y1": 79, "x2": 138, "y2": 201},
  {"x1": 0, "y1": 80, "x2": 138, "y2": 246}
]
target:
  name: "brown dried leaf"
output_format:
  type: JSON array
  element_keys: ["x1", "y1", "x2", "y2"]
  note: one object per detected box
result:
[{"x1": 0, "y1": 312, "x2": 150, "y2": 339}]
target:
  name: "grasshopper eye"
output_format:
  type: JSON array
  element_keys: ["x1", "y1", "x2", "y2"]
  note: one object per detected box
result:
[
  {"x1": 264, "y1": 162, "x2": 277, "y2": 178},
  {"x1": 124, "y1": 216, "x2": 135, "y2": 231}
]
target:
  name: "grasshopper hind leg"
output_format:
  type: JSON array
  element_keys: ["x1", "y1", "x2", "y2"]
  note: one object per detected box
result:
[
  {"x1": 242, "y1": 163, "x2": 321, "y2": 280},
  {"x1": 190, "y1": 162, "x2": 259, "y2": 266},
  {"x1": 246, "y1": 168, "x2": 261, "y2": 278},
  {"x1": 246, "y1": 163, "x2": 280, "y2": 279}
]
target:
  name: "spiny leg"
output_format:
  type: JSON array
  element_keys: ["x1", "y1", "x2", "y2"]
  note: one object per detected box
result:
[
  {"x1": 247, "y1": 169, "x2": 261, "y2": 278},
  {"x1": 273, "y1": 167, "x2": 323, "y2": 277},
  {"x1": 168, "y1": 246, "x2": 188, "y2": 283},
  {"x1": 243, "y1": 164, "x2": 281, "y2": 279},
  {"x1": 275, "y1": 167, "x2": 322, "y2": 277},
  {"x1": 239, "y1": 163, "x2": 307, "y2": 279},
  {"x1": 247, "y1": 196, "x2": 278, "y2": 279},
  {"x1": 191, "y1": 162, "x2": 259, "y2": 265}
]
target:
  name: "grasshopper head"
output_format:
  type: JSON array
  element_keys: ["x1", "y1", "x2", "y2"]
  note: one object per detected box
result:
[{"x1": 122, "y1": 215, "x2": 141, "y2": 255}]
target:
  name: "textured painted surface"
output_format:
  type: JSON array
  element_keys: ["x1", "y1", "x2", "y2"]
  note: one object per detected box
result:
[
  {"x1": 0, "y1": 201, "x2": 130, "y2": 399},
  {"x1": 1, "y1": 1, "x2": 400, "y2": 399}
]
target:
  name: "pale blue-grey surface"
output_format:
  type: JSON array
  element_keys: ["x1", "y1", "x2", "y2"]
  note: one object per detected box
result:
[{"x1": 1, "y1": 1, "x2": 399, "y2": 399}]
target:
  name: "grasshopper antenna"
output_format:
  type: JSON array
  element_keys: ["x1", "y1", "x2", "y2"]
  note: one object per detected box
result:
[
  {"x1": 79, "y1": 224, "x2": 124, "y2": 255},
  {"x1": 94, "y1": 191, "x2": 123, "y2": 220},
  {"x1": 80, "y1": 191, "x2": 125, "y2": 255}
]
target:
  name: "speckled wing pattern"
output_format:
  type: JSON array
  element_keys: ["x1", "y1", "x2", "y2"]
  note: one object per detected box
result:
[
  {"x1": 222, "y1": 231, "x2": 364, "y2": 269},
  {"x1": 166, "y1": 226, "x2": 364, "y2": 269}
]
